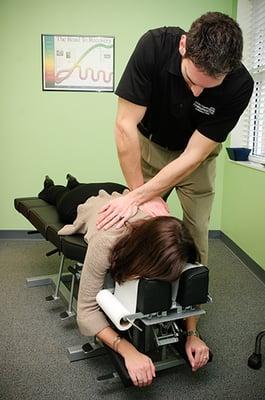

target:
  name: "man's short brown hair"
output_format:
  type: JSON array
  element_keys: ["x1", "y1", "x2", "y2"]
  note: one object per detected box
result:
[{"x1": 185, "y1": 12, "x2": 243, "y2": 77}]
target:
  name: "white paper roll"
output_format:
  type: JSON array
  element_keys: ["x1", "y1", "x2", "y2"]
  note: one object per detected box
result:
[
  {"x1": 114, "y1": 279, "x2": 139, "y2": 314},
  {"x1": 96, "y1": 289, "x2": 133, "y2": 331}
]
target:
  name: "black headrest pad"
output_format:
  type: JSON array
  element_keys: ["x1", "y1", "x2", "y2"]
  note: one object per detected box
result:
[
  {"x1": 177, "y1": 266, "x2": 209, "y2": 307},
  {"x1": 136, "y1": 279, "x2": 171, "y2": 314}
]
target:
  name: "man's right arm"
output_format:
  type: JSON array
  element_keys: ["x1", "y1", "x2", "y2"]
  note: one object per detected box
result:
[{"x1": 115, "y1": 97, "x2": 146, "y2": 190}]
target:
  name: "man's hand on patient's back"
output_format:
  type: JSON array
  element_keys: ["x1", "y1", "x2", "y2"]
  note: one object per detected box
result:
[
  {"x1": 96, "y1": 193, "x2": 138, "y2": 230},
  {"x1": 96, "y1": 194, "x2": 169, "y2": 231}
]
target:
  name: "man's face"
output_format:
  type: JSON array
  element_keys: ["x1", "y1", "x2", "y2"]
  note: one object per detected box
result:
[
  {"x1": 181, "y1": 57, "x2": 226, "y2": 97},
  {"x1": 179, "y1": 35, "x2": 226, "y2": 97}
]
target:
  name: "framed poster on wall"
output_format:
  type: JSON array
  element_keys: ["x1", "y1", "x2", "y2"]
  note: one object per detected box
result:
[{"x1": 41, "y1": 34, "x2": 114, "y2": 92}]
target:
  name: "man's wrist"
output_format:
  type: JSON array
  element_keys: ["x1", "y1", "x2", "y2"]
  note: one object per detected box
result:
[
  {"x1": 129, "y1": 179, "x2": 145, "y2": 191},
  {"x1": 127, "y1": 187, "x2": 145, "y2": 207}
]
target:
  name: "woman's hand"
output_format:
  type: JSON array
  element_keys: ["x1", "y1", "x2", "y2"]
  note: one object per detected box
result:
[
  {"x1": 185, "y1": 335, "x2": 209, "y2": 372},
  {"x1": 97, "y1": 327, "x2": 155, "y2": 387},
  {"x1": 124, "y1": 348, "x2": 156, "y2": 387}
]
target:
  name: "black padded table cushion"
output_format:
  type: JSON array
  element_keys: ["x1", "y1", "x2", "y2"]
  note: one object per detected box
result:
[
  {"x1": 14, "y1": 197, "x2": 50, "y2": 218},
  {"x1": 27, "y1": 206, "x2": 63, "y2": 238},
  {"x1": 15, "y1": 197, "x2": 63, "y2": 243},
  {"x1": 14, "y1": 197, "x2": 87, "y2": 261},
  {"x1": 61, "y1": 234, "x2": 87, "y2": 263},
  {"x1": 46, "y1": 224, "x2": 64, "y2": 250}
]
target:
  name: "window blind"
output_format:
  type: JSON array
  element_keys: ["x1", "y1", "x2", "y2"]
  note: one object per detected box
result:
[{"x1": 241, "y1": 0, "x2": 265, "y2": 162}]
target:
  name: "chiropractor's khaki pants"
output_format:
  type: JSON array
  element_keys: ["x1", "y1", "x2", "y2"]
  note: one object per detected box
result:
[{"x1": 139, "y1": 132, "x2": 222, "y2": 266}]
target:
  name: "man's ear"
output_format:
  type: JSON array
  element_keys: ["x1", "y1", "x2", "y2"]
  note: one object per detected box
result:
[{"x1": 179, "y1": 34, "x2": 187, "y2": 56}]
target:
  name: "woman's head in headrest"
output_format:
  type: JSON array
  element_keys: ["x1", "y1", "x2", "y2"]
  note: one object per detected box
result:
[{"x1": 109, "y1": 216, "x2": 200, "y2": 284}]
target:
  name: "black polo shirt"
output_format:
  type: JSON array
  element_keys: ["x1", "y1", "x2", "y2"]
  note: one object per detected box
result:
[{"x1": 115, "y1": 27, "x2": 254, "y2": 150}]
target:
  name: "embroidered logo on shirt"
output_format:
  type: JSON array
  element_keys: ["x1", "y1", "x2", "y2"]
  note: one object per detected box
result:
[{"x1": 193, "y1": 101, "x2": 215, "y2": 115}]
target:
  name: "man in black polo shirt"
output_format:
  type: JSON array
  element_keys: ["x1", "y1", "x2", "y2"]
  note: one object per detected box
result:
[
  {"x1": 96, "y1": 12, "x2": 254, "y2": 381},
  {"x1": 97, "y1": 12, "x2": 253, "y2": 266}
]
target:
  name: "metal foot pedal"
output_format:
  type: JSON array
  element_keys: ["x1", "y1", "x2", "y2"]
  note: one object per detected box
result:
[
  {"x1": 59, "y1": 262, "x2": 82, "y2": 321},
  {"x1": 60, "y1": 310, "x2": 76, "y2": 320},
  {"x1": 67, "y1": 343, "x2": 106, "y2": 362},
  {"x1": 82, "y1": 346, "x2": 106, "y2": 358},
  {"x1": 45, "y1": 294, "x2": 60, "y2": 301},
  {"x1": 97, "y1": 372, "x2": 119, "y2": 382},
  {"x1": 82, "y1": 343, "x2": 93, "y2": 353},
  {"x1": 44, "y1": 255, "x2": 66, "y2": 301}
]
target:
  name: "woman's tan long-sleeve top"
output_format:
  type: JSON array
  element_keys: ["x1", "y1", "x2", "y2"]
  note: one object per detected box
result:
[{"x1": 58, "y1": 189, "x2": 148, "y2": 337}]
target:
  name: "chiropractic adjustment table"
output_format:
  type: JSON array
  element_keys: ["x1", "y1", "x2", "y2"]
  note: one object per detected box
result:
[{"x1": 15, "y1": 195, "x2": 212, "y2": 387}]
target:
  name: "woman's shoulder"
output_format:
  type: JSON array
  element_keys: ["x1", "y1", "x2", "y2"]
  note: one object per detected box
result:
[
  {"x1": 80, "y1": 189, "x2": 128, "y2": 209},
  {"x1": 85, "y1": 223, "x2": 125, "y2": 247},
  {"x1": 98, "y1": 188, "x2": 130, "y2": 198},
  {"x1": 85, "y1": 229, "x2": 123, "y2": 274}
]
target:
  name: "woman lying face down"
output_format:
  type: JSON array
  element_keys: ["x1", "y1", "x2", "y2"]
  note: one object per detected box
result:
[
  {"x1": 108, "y1": 215, "x2": 198, "y2": 284},
  {"x1": 98, "y1": 217, "x2": 210, "y2": 386},
  {"x1": 40, "y1": 175, "x2": 210, "y2": 386}
]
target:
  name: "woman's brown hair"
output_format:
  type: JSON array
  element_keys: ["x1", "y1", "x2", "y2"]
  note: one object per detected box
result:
[{"x1": 109, "y1": 216, "x2": 199, "y2": 284}]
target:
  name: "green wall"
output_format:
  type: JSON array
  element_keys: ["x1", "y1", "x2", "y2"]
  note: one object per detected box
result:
[
  {"x1": 1, "y1": 0, "x2": 235, "y2": 230},
  {"x1": 220, "y1": 0, "x2": 265, "y2": 272},
  {"x1": 221, "y1": 162, "x2": 265, "y2": 270}
]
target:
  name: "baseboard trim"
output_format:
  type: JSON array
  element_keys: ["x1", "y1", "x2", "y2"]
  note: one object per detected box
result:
[
  {"x1": 0, "y1": 230, "x2": 44, "y2": 240},
  {"x1": 209, "y1": 230, "x2": 222, "y2": 239},
  {"x1": 0, "y1": 229, "x2": 264, "y2": 284},
  {"x1": 1, "y1": 229, "x2": 222, "y2": 240},
  {"x1": 220, "y1": 231, "x2": 265, "y2": 285}
]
